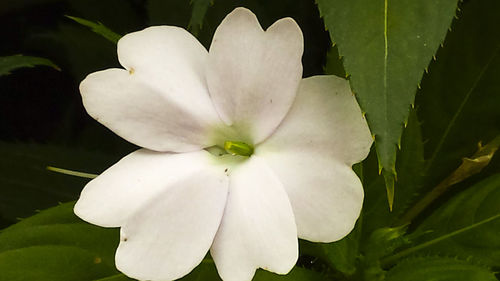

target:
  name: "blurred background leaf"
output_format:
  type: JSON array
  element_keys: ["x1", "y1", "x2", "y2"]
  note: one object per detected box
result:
[
  {"x1": 385, "y1": 256, "x2": 497, "y2": 281},
  {"x1": 65, "y1": 15, "x2": 122, "y2": 44},
  {"x1": 0, "y1": 202, "x2": 124, "y2": 281},
  {"x1": 416, "y1": 0, "x2": 500, "y2": 189},
  {"x1": 0, "y1": 55, "x2": 60, "y2": 76},
  {"x1": 0, "y1": 142, "x2": 119, "y2": 227},
  {"x1": 409, "y1": 173, "x2": 500, "y2": 267},
  {"x1": 187, "y1": 0, "x2": 212, "y2": 36}
]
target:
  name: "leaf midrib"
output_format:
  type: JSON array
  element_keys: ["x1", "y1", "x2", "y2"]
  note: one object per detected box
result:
[{"x1": 383, "y1": 0, "x2": 389, "y2": 140}]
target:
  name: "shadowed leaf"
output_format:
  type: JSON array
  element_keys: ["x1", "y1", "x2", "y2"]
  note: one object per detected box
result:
[
  {"x1": 398, "y1": 136, "x2": 500, "y2": 224},
  {"x1": 65, "y1": 15, "x2": 122, "y2": 44},
  {"x1": 188, "y1": 0, "x2": 213, "y2": 36},
  {"x1": 386, "y1": 257, "x2": 497, "y2": 281},
  {"x1": 0, "y1": 55, "x2": 59, "y2": 76},
  {"x1": 417, "y1": 0, "x2": 500, "y2": 187}
]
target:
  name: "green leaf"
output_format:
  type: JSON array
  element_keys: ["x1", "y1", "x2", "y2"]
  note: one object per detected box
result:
[
  {"x1": 397, "y1": 135, "x2": 500, "y2": 225},
  {"x1": 392, "y1": 109, "x2": 425, "y2": 214},
  {"x1": 0, "y1": 55, "x2": 59, "y2": 76},
  {"x1": 324, "y1": 45, "x2": 346, "y2": 78},
  {"x1": 362, "y1": 109, "x2": 425, "y2": 235},
  {"x1": 300, "y1": 223, "x2": 361, "y2": 276},
  {"x1": 321, "y1": 221, "x2": 361, "y2": 276},
  {"x1": 0, "y1": 142, "x2": 115, "y2": 223},
  {"x1": 188, "y1": 0, "x2": 212, "y2": 36},
  {"x1": 316, "y1": 0, "x2": 459, "y2": 208},
  {"x1": 417, "y1": 0, "x2": 500, "y2": 186},
  {"x1": 381, "y1": 174, "x2": 500, "y2": 266},
  {"x1": 319, "y1": 236, "x2": 358, "y2": 276},
  {"x1": 385, "y1": 256, "x2": 497, "y2": 281},
  {"x1": 411, "y1": 174, "x2": 500, "y2": 266},
  {"x1": 254, "y1": 267, "x2": 325, "y2": 281},
  {"x1": 65, "y1": 15, "x2": 122, "y2": 44},
  {"x1": 95, "y1": 275, "x2": 133, "y2": 281},
  {"x1": 0, "y1": 246, "x2": 116, "y2": 281},
  {"x1": 0, "y1": 202, "x2": 123, "y2": 281},
  {"x1": 178, "y1": 260, "x2": 325, "y2": 281},
  {"x1": 0, "y1": 202, "x2": 324, "y2": 281}
]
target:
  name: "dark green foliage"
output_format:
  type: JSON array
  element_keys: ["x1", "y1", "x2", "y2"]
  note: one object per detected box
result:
[
  {"x1": 417, "y1": 0, "x2": 500, "y2": 187},
  {"x1": 386, "y1": 256, "x2": 497, "y2": 281},
  {"x1": 413, "y1": 174, "x2": 500, "y2": 266},
  {"x1": 188, "y1": 0, "x2": 213, "y2": 35},
  {"x1": 0, "y1": 202, "x2": 123, "y2": 281},
  {"x1": 0, "y1": 142, "x2": 116, "y2": 223},
  {"x1": 0, "y1": 55, "x2": 59, "y2": 76},
  {"x1": 65, "y1": 16, "x2": 122, "y2": 44}
]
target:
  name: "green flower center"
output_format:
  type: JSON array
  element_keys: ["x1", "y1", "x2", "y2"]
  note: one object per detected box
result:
[{"x1": 224, "y1": 140, "x2": 254, "y2": 157}]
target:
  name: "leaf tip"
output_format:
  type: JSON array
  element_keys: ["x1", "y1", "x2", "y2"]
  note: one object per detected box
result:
[{"x1": 383, "y1": 170, "x2": 396, "y2": 211}]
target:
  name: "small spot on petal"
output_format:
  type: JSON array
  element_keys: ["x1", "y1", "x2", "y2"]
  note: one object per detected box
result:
[{"x1": 129, "y1": 68, "x2": 135, "y2": 75}]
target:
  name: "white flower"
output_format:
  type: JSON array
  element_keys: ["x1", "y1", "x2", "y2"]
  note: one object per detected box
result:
[{"x1": 74, "y1": 7, "x2": 372, "y2": 281}]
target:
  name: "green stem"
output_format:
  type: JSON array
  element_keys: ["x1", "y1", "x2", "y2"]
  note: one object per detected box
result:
[{"x1": 381, "y1": 213, "x2": 500, "y2": 267}]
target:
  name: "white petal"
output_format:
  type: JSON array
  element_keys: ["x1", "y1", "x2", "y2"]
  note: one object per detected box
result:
[
  {"x1": 81, "y1": 26, "x2": 224, "y2": 152},
  {"x1": 115, "y1": 163, "x2": 228, "y2": 281},
  {"x1": 256, "y1": 152, "x2": 364, "y2": 243},
  {"x1": 74, "y1": 149, "x2": 226, "y2": 227},
  {"x1": 206, "y1": 7, "x2": 303, "y2": 144},
  {"x1": 211, "y1": 156, "x2": 298, "y2": 281},
  {"x1": 117, "y1": 26, "x2": 220, "y2": 124},
  {"x1": 257, "y1": 75, "x2": 372, "y2": 242},
  {"x1": 81, "y1": 69, "x2": 218, "y2": 152}
]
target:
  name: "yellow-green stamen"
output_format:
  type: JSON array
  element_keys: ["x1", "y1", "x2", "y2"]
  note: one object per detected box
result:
[{"x1": 224, "y1": 141, "x2": 254, "y2": 157}]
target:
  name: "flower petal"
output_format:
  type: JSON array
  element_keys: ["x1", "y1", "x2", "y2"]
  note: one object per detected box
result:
[
  {"x1": 206, "y1": 7, "x2": 304, "y2": 144},
  {"x1": 82, "y1": 26, "x2": 224, "y2": 152},
  {"x1": 74, "y1": 149, "x2": 227, "y2": 228},
  {"x1": 256, "y1": 152, "x2": 364, "y2": 243},
  {"x1": 117, "y1": 26, "x2": 219, "y2": 123},
  {"x1": 115, "y1": 162, "x2": 228, "y2": 281},
  {"x1": 257, "y1": 75, "x2": 372, "y2": 242},
  {"x1": 81, "y1": 68, "x2": 219, "y2": 152},
  {"x1": 210, "y1": 156, "x2": 298, "y2": 281}
]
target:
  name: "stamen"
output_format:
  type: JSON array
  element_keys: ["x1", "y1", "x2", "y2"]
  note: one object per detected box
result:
[{"x1": 224, "y1": 141, "x2": 254, "y2": 157}]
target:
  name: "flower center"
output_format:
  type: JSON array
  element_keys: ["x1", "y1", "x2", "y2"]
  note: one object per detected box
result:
[{"x1": 224, "y1": 140, "x2": 254, "y2": 157}]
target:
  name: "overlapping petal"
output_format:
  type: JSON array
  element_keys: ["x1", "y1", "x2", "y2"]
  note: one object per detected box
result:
[
  {"x1": 81, "y1": 26, "x2": 223, "y2": 152},
  {"x1": 115, "y1": 164, "x2": 228, "y2": 281},
  {"x1": 257, "y1": 75, "x2": 372, "y2": 242},
  {"x1": 210, "y1": 156, "x2": 298, "y2": 281},
  {"x1": 74, "y1": 149, "x2": 227, "y2": 227},
  {"x1": 206, "y1": 7, "x2": 304, "y2": 144}
]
